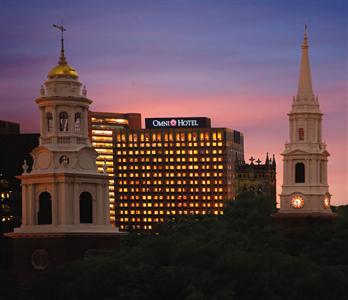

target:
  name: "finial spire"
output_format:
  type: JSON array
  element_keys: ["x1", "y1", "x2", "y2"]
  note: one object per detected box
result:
[
  {"x1": 302, "y1": 24, "x2": 308, "y2": 49},
  {"x1": 53, "y1": 24, "x2": 67, "y2": 65},
  {"x1": 265, "y1": 152, "x2": 270, "y2": 165},
  {"x1": 297, "y1": 24, "x2": 314, "y2": 99}
]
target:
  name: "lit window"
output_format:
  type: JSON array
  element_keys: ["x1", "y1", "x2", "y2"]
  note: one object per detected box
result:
[
  {"x1": 74, "y1": 112, "x2": 81, "y2": 133},
  {"x1": 59, "y1": 112, "x2": 69, "y2": 131}
]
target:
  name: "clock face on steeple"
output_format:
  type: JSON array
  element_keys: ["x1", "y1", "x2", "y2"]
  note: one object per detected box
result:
[{"x1": 290, "y1": 195, "x2": 304, "y2": 209}]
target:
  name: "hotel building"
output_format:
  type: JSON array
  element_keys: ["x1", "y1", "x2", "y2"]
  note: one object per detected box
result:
[
  {"x1": 113, "y1": 117, "x2": 244, "y2": 231},
  {"x1": 89, "y1": 112, "x2": 141, "y2": 223}
]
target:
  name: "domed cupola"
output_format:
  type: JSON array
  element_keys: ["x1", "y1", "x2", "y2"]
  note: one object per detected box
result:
[
  {"x1": 47, "y1": 58, "x2": 78, "y2": 79},
  {"x1": 40, "y1": 25, "x2": 86, "y2": 99},
  {"x1": 47, "y1": 25, "x2": 78, "y2": 80},
  {"x1": 36, "y1": 24, "x2": 92, "y2": 148}
]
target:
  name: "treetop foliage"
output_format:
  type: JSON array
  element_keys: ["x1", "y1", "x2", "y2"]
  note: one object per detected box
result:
[{"x1": 2, "y1": 193, "x2": 348, "y2": 300}]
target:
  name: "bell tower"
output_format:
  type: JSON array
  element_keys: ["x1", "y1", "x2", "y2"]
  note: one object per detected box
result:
[
  {"x1": 13, "y1": 25, "x2": 116, "y2": 234},
  {"x1": 277, "y1": 27, "x2": 334, "y2": 217}
]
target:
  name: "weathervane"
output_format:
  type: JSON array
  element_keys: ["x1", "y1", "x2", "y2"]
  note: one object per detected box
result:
[
  {"x1": 53, "y1": 23, "x2": 67, "y2": 65},
  {"x1": 53, "y1": 23, "x2": 66, "y2": 39}
]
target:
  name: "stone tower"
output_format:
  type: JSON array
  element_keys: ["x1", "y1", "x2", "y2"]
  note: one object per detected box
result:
[
  {"x1": 235, "y1": 153, "x2": 277, "y2": 202},
  {"x1": 13, "y1": 27, "x2": 116, "y2": 234},
  {"x1": 277, "y1": 27, "x2": 334, "y2": 217}
]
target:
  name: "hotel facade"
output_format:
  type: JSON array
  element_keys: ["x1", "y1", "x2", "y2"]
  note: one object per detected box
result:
[{"x1": 113, "y1": 117, "x2": 244, "y2": 231}]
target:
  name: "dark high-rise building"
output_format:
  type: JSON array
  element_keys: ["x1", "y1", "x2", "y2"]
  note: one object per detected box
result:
[
  {"x1": 0, "y1": 134, "x2": 40, "y2": 186},
  {"x1": 89, "y1": 111, "x2": 141, "y2": 223},
  {"x1": 0, "y1": 120, "x2": 20, "y2": 134},
  {"x1": 0, "y1": 133, "x2": 39, "y2": 231},
  {"x1": 0, "y1": 173, "x2": 22, "y2": 233},
  {"x1": 235, "y1": 153, "x2": 276, "y2": 202},
  {"x1": 113, "y1": 117, "x2": 244, "y2": 231},
  {"x1": 0, "y1": 174, "x2": 13, "y2": 232}
]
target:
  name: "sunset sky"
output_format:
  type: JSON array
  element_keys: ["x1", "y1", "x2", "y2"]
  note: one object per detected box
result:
[{"x1": 0, "y1": 0, "x2": 347, "y2": 204}]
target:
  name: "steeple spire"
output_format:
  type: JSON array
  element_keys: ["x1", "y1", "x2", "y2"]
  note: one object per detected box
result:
[{"x1": 297, "y1": 25, "x2": 314, "y2": 99}]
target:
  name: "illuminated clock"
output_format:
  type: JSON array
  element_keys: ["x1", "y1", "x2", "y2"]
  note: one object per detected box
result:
[
  {"x1": 59, "y1": 155, "x2": 70, "y2": 166},
  {"x1": 290, "y1": 195, "x2": 304, "y2": 209},
  {"x1": 323, "y1": 197, "x2": 330, "y2": 209}
]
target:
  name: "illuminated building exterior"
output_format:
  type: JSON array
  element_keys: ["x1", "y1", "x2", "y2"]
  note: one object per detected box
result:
[
  {"x1": 89, "y1": 112, "x2": 141, "y2": 223},
  {"x1": 114, "y1": 117, "x2": 244, "y2": 231},
  {"x1": 0, "y1": 174, "x2": 13, "y2": 233},
  {"x1": 10, "y1": 24, "x2": 115, "y2": 236},
  {"x1": 0, "y1": 132, "x2": 40, "y2": 231},
  {"x1": 276, "y1": 28, "x2": 334, "y2": 219},
  {"x1": 6, "y1": 26, "x2": 122, "y2": 276}
]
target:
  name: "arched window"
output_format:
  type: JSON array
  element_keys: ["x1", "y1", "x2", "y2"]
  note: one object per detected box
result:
[
  {"x1": 46, "y1": 112, "x2": 53, "y2": 132},
  {"x1": 74, "y1": 112, "x2": 81, "y2": 133},
  {"x1": 80, "y1": 192, "x2": 93, "y2": 223},
  {"x1": 295, "y1": 162, "x2": 305, "y2": 183},
  {"x1": 38, "y1": 192, "x2": 52, "y2": 225},
  {"x1": 298, "y1": 128, "x2": 304, "y2": 141},
  {"x1": 59, "y1": 112, "x2": 69, "y2": 132}
]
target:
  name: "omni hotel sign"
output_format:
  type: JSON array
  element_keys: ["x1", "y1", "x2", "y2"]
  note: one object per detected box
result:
[{"x1": 145, "y1": 117, "x2": 211, "y2": 129}]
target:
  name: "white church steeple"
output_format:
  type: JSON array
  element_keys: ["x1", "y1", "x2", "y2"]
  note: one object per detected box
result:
[
  {"x1": 13, "y1": 26, "x2": 117, "y2": 234},
  {"x1": 277, "y1": 27, "x2": 334, "y2": 217}
]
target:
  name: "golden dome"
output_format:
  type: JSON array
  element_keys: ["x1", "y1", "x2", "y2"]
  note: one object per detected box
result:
[
  {"x1": 47, "y1": 33, "x2": 78, "y2": 79},
  {"x1": 48, "y1": 63, "x2": 78, "y2": 79}
]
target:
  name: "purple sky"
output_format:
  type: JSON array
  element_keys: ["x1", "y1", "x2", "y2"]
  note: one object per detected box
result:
[{"x1": 0, "y1": 0, "x2": 347, "y2": 204}]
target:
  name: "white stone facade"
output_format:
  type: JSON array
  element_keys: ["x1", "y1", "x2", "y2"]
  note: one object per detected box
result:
[
  {"x1": 14, "y1": 39, "x2": 116, "y2": 234},
  {"x1": 279, "y1": 29, "x2": 333, "y2": 215}
]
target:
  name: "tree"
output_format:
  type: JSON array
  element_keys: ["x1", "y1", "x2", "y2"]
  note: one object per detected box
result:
[{"x1": 4, "y1": 195, "x2": 348, "y2": 300}]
